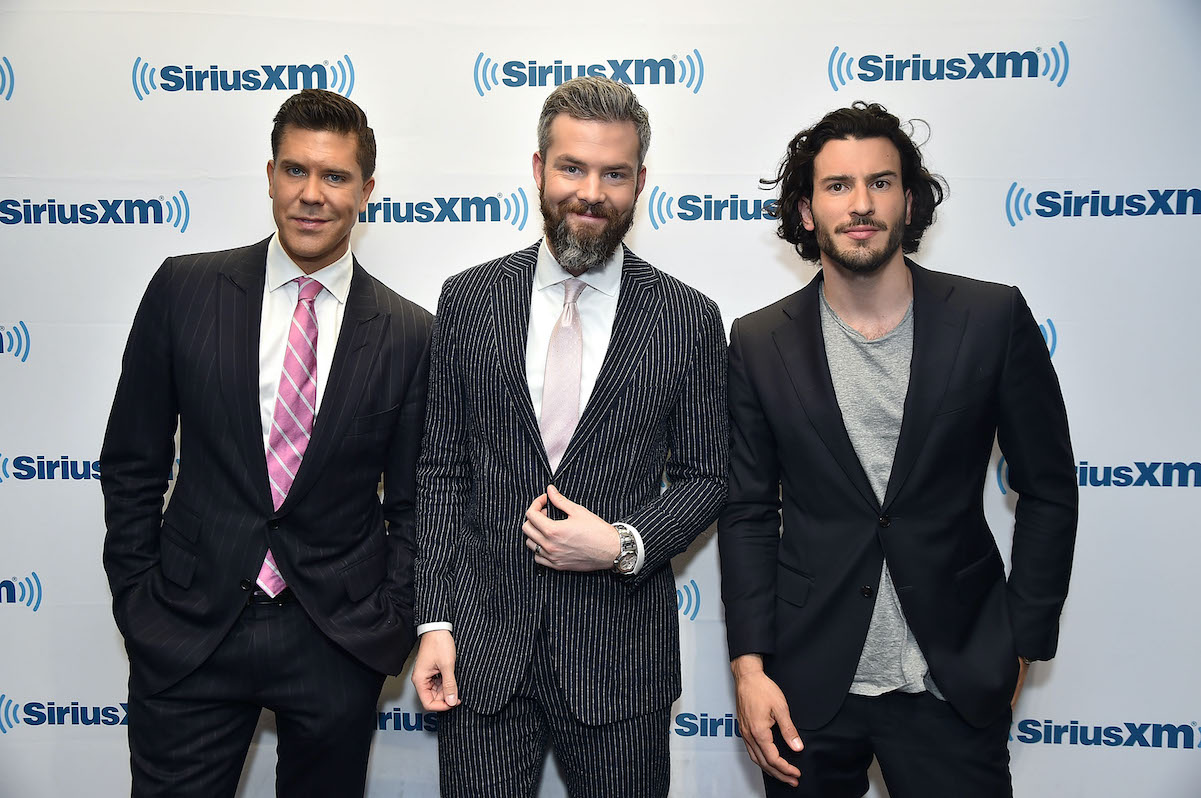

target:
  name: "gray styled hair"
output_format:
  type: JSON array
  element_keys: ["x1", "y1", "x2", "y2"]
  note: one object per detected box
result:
[{"x1": 537, "y1": 77, "x2": 651, "y2": 167}]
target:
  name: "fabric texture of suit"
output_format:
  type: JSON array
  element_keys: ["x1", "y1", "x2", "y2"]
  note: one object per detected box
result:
[
  {"x1": 719, "y1": 260, "x2": 1077, "y2": 730},
  {"x1": 102, "y1": 237, "x2": 433, "y2": 696},
  {"x1": 416, "y1": 240, "x2": 728, "y2": 727}
]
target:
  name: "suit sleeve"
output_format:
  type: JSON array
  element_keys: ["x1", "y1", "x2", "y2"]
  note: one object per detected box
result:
[
  {"x1": 379, "y1": 310, "x2": 433, "y2": 636},
  {"x1": 414, "y1": 279, "x2": 468, "y2": 625},
  {"x1": 717, "y1": 316, "x2": 782, "y2": 659},
  {"x1": 997, "y1": 287, "x2": 1078, "y2": 661},
  {"x1": 619, "y1": 297, "x2": 729, "y2": 589},
  {"x1": 100, "y1": 260, "x2": 179, "y2": 613}
]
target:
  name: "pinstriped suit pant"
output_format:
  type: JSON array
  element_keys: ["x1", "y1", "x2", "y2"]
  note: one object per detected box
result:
[
  {"x1": 125, "y1": 599, "x2": 385, "y2": 798},
  {"x1": 438, "y1": 631, "x2": 671, "y2": 797}
]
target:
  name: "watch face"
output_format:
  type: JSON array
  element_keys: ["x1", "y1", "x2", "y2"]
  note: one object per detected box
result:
[{"x1": 617, "y1": 552, "x2": 637, "y2": 574}]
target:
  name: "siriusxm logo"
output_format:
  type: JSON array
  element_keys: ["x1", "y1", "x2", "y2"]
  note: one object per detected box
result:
[
  {"x1": 473, "y1": 49, "x2": 705, "y2": 96},
  {"x1": 646, "y1": 186, "x2": 779, "y2": 230},
  {"x1": 0, "y1": 56, "x2": 14, "y2": 101},
  {"x1": 131, "y1": 55, "x2": 354, "y2": 101},
  {"x1": 828, "y1": 41, "x2": 1069, "y2": 91},
  {"x1": 674, "y1": 711, "x2": 742, "y2": 738},
  {"x1": 1011, "y1": 718, "x2": 1200, "y2": 750},
  {"x1": 1006, "y1": 183, "x2": 1201, "y2": 226},
  {"x1": 377, "y1": 708, "x2": 438, "y2": 733},
  {"x1": 0, "y1": 321, "x2": 32, "y2": 363},
  {"x1": 359, "y1": 188, "x2": 530, "y2": 231},
  {"x1": 1039, "y1": 318, "x2": 1057, "y2": 358},
  {"x1": 0, "y1": 454, "x2": 101, "y2": 485},
  {"x1": 0, "y1": 572, "x2": 42, "y2": 612},
  {"x1": 0, "y1": 695, "x2": 127, "y2": 734},
  {"x1": 0, "y1": 192, "x2": 191, "y2": 233},
  {"x1": 676, "y1": 578, "x2": 701, "y2": 622},
  {"x1": 996, "y1": 457, "x2": 1201, "y2": 494}
]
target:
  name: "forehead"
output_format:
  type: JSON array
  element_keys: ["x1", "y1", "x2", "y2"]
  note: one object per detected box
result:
[
  {"x1": 276, "y1": 126, "x2": 361, "y2": 173},
  {"x1": 545, "y1": 115, "x2": 640, "y2": 164},
  {"x1": 813, "y1": 136, "x2": 902, "y2": 178}
]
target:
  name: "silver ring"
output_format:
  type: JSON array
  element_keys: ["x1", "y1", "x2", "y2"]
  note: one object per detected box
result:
[{"x1": 535, "y1": 544, "x2": 542, "y2": 557}]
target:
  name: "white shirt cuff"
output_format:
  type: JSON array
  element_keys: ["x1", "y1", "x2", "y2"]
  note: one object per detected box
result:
[{"x1": 417, "y1": 622, "x2": 453, "y2": 636}]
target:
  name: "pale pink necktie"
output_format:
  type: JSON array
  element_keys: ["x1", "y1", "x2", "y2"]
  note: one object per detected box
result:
[
  {"x1": 540, "y1": 278, "x2": 586, "y2": 471},
  {"x1": 258, "y1": 276, "x2": 323, "y2": 596}
]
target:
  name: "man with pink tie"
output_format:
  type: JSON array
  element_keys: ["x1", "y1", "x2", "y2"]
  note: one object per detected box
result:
[{"x1": 101, "y1": 89, "x2": 432, "y2": 797}]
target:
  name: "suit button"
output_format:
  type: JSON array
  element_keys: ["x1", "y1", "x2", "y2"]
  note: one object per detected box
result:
[
  {"x1": 878, "y1": 516, "x2": 890, "y2": 528},
  {"x1": 268, "y1": 520, "x2": 280, "y2": 530},
  {"x1": 861, "y1": 585, "x2": 873, "y2": 597},
  {"x1": 239, "y1": 579, "x2": 253, "y2": 591}
]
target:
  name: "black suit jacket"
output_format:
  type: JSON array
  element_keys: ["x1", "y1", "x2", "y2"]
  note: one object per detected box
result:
[
  {"x1": 719, "y1": 261, "x2": 1077, "y2": 729},
  {"x1": 415, "y1": 241, "x2": 728, "y2": 725},
  {"x1": 101, "y1": 238, "x2": 433, "y2": 695}
]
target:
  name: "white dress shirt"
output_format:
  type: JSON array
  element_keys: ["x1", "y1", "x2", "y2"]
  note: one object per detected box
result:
[
  {"x1": 258, "y1": 233, "x2": 353, "y2": 449},
  {"x1": 416, "y1": 240, "x2": 644, "y2": 637}
]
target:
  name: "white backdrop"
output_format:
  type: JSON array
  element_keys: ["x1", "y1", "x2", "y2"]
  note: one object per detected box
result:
[{"x1": 2, "y1": 1, "x2": 1200, "y2": 795}]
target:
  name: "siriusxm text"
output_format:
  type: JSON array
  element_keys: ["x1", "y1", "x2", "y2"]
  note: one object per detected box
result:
[
  {"x1": 677, "y1": 195, "x2": 778, "y2": 222},
  {"x1": 18, "y1": 701, "x2": 128, "y2": 727},
  {"x1": 1012, "y1": 719, "x2": 1198, "y2": 749},
  {"x1": 501, "y1": 59, "x2": 676, "y2": 87},
  {"x1": 157, "y1": 64, "x2": 327, "y2": 92},
  {"x1": 359, "y1": 196, "x2": 504, "y2": 224},
  {"x1": 1078, "y1": 460, "x2": 1201, "y2": 488},
  {"x1": 4, "y1": 456, "x2": 99, "y2": 481},
  {"x1": 1, "y1": 199, "x2": 169, "y2": 226},
  {"x1": 854, "y1": 51, "x2": 1039, "y2": 82},
  {"x1": 1033, "y1": 188, "x2": 1201, "y2": 219}
]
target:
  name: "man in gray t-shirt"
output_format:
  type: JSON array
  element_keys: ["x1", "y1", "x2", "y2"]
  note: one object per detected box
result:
[{"x1": 719, "y1": 103, "x2": 1077, "y2": 798}]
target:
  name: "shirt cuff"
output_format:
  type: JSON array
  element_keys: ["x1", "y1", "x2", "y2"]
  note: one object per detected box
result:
[
  {"x1": 622, "y1": 522, "x2": 646, "y2": 575},
  {"x1": 417, "y1": 622, "x2": 453, "y2": 636}
]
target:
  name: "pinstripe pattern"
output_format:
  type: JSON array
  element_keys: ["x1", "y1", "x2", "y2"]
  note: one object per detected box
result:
[
  {"x1": 438, "y1": 632, "x2": 670, "y2": 797},
  {"x1": 102, "y1": 237, "x2": 434, "y2": 698},
  {"x1": 415, "y1": 240, "x2": 728, "y2": 736}
]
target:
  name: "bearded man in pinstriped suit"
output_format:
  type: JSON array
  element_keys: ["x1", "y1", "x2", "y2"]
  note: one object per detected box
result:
[{"x1": 411, "y1": 77, "x2": 729, "y2": 797}]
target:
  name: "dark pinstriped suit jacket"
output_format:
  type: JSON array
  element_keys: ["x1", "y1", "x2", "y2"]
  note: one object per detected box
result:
[
  {"x1": 101, "y1": 238, "x2": 433, "y2": 695},
  {"x1": 415, "y1": 241, "x2": 728, "y2": 726}
]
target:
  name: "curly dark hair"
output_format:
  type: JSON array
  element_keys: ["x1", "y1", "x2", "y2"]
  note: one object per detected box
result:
[
  {"x1": 763, "y1": 102, "x2": 946, "y2": 262},
  {"x1": 271, "y1": 88, "x2": 377, "y2": 180}
]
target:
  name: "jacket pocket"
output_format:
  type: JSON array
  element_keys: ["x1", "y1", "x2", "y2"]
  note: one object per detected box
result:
[
  {"x1": 160, "y1": 535, "x2": 197, "y2": 588},
  {"x1": 776, "y1": 563, "x2": 814, "y2": 608},
  {"x1": 341, "y1": 549, "x2": 386, "y2": 602},
  {"x1": 347, "y1": 404, "x2": 400, "y2": 437},
  {"x1": 954, "y1": 549, "x2": 1004, "y2": 603}
]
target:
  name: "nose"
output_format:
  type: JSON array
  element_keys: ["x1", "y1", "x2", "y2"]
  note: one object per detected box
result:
[
  {"x1": 299, "y1": 174, "x2": 324, "y2": 205},
  {"x1": 847, "y1": 183, "x2": 874, "y2": 217},
  {"x1": 576, "y1": 173, "x2": 604, "y2": 206}
]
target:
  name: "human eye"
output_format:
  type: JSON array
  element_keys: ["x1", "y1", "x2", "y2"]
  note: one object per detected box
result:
[
  {"x1": 872, "y1": 179, "x2": 891, "y2": 190},
  {"x1": 827, "y1": 182, "x2": 846, "y2": 193},
  {"x1": 286, "y1": 166, "x2": 306, "y2": 177},
  {"x1": 325, "y1": 173, "x2": 347, "y2": 184},
  {"x1": 562, "y1": 164, "x2": 581, "y2": 175}
]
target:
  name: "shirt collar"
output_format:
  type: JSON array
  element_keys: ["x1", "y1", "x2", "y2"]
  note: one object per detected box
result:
[
  {"x1": 266, "y1": 232, "x2": 354, "y2": 304},
  {"x1": 534, "y1": 238, "x2": 624, "y2": 297}
]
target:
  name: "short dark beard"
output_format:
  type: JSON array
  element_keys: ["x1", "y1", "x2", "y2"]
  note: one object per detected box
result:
[
  {"x1": 814, "y1": 214, "x2": 905, "y2": 275},
  {"x1": 540, "y1": 190, "x2": 635, "y2": 276}
]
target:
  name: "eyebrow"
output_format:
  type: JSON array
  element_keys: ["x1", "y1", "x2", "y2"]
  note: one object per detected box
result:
[
  {"x1": 819, "y1": 169, "x2": 899, "y2": 185},
  {"x1": 556, "y1": 154, "x2": 634, "y2": 173},
  {"x1": 278, "y1": 158, "x2": 353, "y2": 177}
]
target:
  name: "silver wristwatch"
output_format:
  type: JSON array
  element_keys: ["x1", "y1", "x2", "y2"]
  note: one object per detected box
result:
[{"x1": 612, "y1": 523, "x2": 638, "y2": 575}]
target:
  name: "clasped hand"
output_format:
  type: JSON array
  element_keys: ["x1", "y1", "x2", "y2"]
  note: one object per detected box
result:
[{"x1": 522, "y1": 484, "x2": 620, "y2": 571}]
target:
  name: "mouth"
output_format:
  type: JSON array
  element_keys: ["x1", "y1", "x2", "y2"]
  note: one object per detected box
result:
[{"x1": 292, "y1": 217, "x2": 330, "y2": 231}]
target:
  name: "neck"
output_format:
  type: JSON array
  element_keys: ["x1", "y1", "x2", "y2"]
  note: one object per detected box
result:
[{"x1": 820, "y1": 254, "x2": 913, "y2": 338}]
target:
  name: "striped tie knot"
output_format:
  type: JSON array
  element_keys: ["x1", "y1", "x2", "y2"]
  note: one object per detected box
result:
[{"x1": 296, "y1": 276, "x2": 324, "y2": 302}]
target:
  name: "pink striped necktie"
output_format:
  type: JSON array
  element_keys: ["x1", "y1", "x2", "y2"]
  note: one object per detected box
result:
[
  {"x1": 258, "y1": 276, "x2": 323, "y2": 596},
  {"x1": 540, "y1": 278, "x2": 586, "y2": 472}
]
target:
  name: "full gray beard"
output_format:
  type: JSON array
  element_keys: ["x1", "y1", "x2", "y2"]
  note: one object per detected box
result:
[{"x1": 543, "y1": 203, "x2": 635, "y2": 276}]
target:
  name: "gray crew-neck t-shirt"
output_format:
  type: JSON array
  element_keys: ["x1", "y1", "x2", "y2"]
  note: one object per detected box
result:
[{"x1": 818, "y1": 283, "x2": 942, "y2": 698}]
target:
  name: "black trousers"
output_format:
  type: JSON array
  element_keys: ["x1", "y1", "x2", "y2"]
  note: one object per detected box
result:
[
  {"x1": 764, "y1": 691, "x2": 1012, "y2": 798},
  {"x1": 126, "y1": 598, "x2": 385, "y2": 798},
  {"x1": 438, "y1": 633, "x2": 671, "y2": 798}
]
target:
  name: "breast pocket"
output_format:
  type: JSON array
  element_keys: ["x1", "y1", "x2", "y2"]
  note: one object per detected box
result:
[
  {"x1": 935, "y1": 371, "x2": 998, "y2": 417},
  {"x1": 347, "y1": 404, "x2": 400, "y2": 437}
]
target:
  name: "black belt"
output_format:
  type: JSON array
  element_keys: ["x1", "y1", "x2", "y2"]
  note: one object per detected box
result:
[{"x1": 246, "y1": 587, "x2": 295, "y2": 605}]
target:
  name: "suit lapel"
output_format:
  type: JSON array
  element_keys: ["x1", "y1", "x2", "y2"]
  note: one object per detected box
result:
[
  {"x1": 217, "y1": 239, "x2": 273, "y2": 510},
  {"x1": 556, "y1": 248, "x2": 663, "y2": 474},
  {"x1": 280, "y1": 259, "x2": 385, "y2": 511},
  {"x1": 882, "y1": 262, "x2": 966, "y2": 508},
  {"x1": 773, "y1": 273, "x2": 879, "y2": 511},
  {"x1": 492, "y1": 243, "x2": 548, "y2": 468}
]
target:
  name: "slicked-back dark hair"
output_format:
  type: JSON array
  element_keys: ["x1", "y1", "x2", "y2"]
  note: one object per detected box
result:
[
  {"x1": 271, "y1": 88, "x2": 376, "y2": 180},
  {"x1": 764, "y1": 101, "x2": 946, "y2": 262}
]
